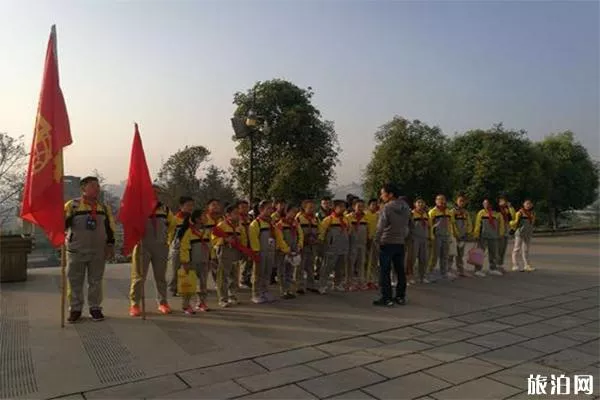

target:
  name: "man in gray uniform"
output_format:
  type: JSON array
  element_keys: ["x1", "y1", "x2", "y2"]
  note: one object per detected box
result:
[{"x1": 64, "y1": 176, "x2": 116, "y2": 323}]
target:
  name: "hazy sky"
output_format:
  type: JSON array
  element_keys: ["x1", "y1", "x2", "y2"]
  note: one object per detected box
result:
[{"x1": 1, "y1": 0, "x2": 598, "y2": 186}]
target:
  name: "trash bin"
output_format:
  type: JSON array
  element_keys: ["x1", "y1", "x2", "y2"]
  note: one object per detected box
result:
[{"x1": 0, "y1": 235, "x2": 33, "y2": 283}]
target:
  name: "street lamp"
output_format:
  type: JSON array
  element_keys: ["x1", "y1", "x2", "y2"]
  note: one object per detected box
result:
[{"x1": 231, "y1": 106, "x2": 267, "y2": 203}]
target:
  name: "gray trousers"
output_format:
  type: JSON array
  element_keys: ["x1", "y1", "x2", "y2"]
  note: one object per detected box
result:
[
  {"x1": 449, "y1": 240, "x2": 466, "y2": 273},
  {"x1": 324, "y1": 253, "x2": 347, "y2": 288},
  {"x1": 278, "y1": 255, "x2": 295, "y2": 294},
  {"x1": 216, "y1": 247, "x2": 239, "y2": 302},
  {"x1": 498, "y1": 236, "x2": 509, "y2": 266},
  {"x1": 412, "y1": 237, "x2": 429, "y2": 279},
  {"x1": 67, "y1": 252, "x2": 106, "y2": 312},
  {"x1": 252, "y1": 252, "x2": 274, "y2": 298},
  {"x1": 129, "y1": 243, "x2": 168, "y2": 306},
  {"x1": 167, "y1": 242, "x2": 180, "y2": 295},
  {"x1": 477, "y1": 238, "x2": 499, "y2": 271},
  {"x1": 296, "y1": 246, "x2": 315, "y2": 290},
  {"x1": 349, "y1": 246, "x2": 367, "y2": 282},
  {"x1": 433, "y1": 237, "x2": 450, "y2": 275},
  {"x1": 512, "y1": 235, "x2": 532, "y2": 267}
]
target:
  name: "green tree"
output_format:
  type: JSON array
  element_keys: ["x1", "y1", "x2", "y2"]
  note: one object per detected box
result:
[
  {"x1": 363, "y1": 117, "x2": 453, "y2": 202},
  {"x1": 536, "y1": 131, "x2": 599, "y2": 229},
  {"x1": 157, "y1": 145, "x2": 237, "y2": 209},
  {"x1": 450, "y1": 124, "x2": 544, "y2": 207},
  {"x1": 231, "y1": 79, "x2": 339, "y2": 203}
]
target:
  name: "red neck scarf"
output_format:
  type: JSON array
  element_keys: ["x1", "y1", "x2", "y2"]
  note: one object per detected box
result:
[
  {"x1": 499, "y1": 205, "x2": 511, "y2": 221},
  {"x1": 354, "y1": 211, "x2": 364, "y2": 223},
  {"x1": 302, "y1": 212, "x2": 317, "y2": 225},
  {"x1": 82, "y1": 197, "x2": 98, "y2": 221},
  {"x1": 416, "y1": 209, "x2": 428, "y2": 228},
  {"x1": 176, "y1": 211, "x2": 188, "y2": 220},
  {"x1": 331, "y1": 212, "x2": 348, "y2": 231},
  {"x1": 520, "y1": 208, "x2": 534, "y2": 222},
  {"x1": 257, "y1": 216, "x2": 275, "y2": 237},
  {"x1": 190, "y1": 224, "x2": 204, "y2": 238},
  {"x1": 436, "y1": 205, "x2": 447, "y2": 213},
  {"x1": 486, "y1": 207, "x2": 496, "y2": 228}
]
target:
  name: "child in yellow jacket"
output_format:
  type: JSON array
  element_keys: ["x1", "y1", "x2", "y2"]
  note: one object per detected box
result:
[
  {"x1": 295, "y1": 200, "x2": 319, "y2": 294},
  {"x1": 275, "y1": 205, "x2": 304, "y2": 299},
  {"x1": 409, "y1": 198, "x2": 433, "y2": 284},
  {"x1": 347, "y1": 199, "x2": 369, "y2": 290},
  {"x1": 212, "y1": 205, "x2": 248, "y2": 307},
  {"x1": 319, "y1": 200, "x2": 351, "y2": 293},
  {"x1": 179, "y1": 209, "x2": 209, "y2": 314},
  {"x1": 249, "y1": 201, "x2": 280, "y2": 303},
  {"x1": 473, "y1": 198, "x2": 505, "y2": 277},
  {"x1": 449, "y1": 193, "x2": 472, "y2": 277},
  {"x1": 428, "y1": 194, "x2": 456, "y2": 280},
  {"x1": 364, "y1": 199, "x2": 380, "y2": 289},
  {"x1": 510, "y1": 199, "x2": 536, "y2": 272}
]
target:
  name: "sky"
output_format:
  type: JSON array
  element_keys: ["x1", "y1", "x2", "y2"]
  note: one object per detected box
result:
[{"x1": 1, "y1": 0, "x2": 598, "y2": 186}]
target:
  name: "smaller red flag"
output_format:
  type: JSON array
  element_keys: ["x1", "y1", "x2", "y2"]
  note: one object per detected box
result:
[{"x1": 119, "y1": 124, "x2": 157, "y2": 256}]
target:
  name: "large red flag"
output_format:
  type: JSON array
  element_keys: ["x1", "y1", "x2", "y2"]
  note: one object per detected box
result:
[
  {"x1": 119, "y1": 124, "x2": 157, "y2": 256},
  {"x1": 20, "y1": 25, "x2": 72, "y2": 247}
]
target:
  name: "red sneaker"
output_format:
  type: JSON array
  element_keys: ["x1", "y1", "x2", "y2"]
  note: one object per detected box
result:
[
  {"x1": 129, "y1": 305, "x2": 141, "y2": 317},
  {"x1": 195, "y1": 302, "x2": 210, "y2": 312},
  {"x1": 183, "y1": 306, "x2": 195, "y2": 315},
  {"x1": 158, "y1": 303, "x2": 172, "y2": 315}
]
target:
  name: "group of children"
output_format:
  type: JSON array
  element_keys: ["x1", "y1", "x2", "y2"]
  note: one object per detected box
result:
[{"x1": 140, "y1": 190, "x2": 535, "y2": 315}]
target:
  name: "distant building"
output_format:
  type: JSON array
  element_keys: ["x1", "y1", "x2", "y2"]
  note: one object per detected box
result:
[{"x1": 63, "y1": 175, "x2": 81, "y2": 200}]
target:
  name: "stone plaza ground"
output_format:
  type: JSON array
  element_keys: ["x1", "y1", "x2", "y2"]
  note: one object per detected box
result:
[{"x1": 1, "y1": 234, "x2": 598, "y2": 400}]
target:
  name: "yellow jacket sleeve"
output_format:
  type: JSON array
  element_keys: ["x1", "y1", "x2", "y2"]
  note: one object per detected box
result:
[
  {"x1": 467, "y1": 213, "x2": 473, "y2": 236},
  {"x1": 275, "y1": 228, "x2": 290, "y2": 254},
  {"x1": 509, "y1": 206, "x2": 516, "y2": 221},
  {"x1": 212, "y1": 222, "x2": 224, "y2": 247},
  {"x1": 167, "y1": 213, "x2": 178, "y2": 245},
  {"x1": 103, "y1": 204, "x2": 117, "y2": 245},
  {"x1": 64, "y1": 200, "x2": 74, "y2": 219},
  {"x1": 319, "y1": 217, "x2": 331, "y2": 241},
  {"x1": 249, "y1": 220, "x2": 260, "y2": 252},
  {"x1": 240, "y1": 226, "x2": 248, "y2": 247},
  {"x1": 366, "y1": 214, "x2": 375, "y2": 240},
  {"x1": 428, "y1": 214, "x2": 434, "y2": 240},
  {"x1": 498, "y1": 213, "x2": 505, "y2": 236},
  {"x1": 297, "y1": 224, "x2": 304, "y2": 249},
  {"x1": 449, "y1": 213, "x2": 457, "y2": 238},
  {"x1": 473, "y1": 210, "x2": 483, "y2": 239},
  {"x1": 509, "y1": 211, "x2": 521, "y2": 230},
  {"x1": 179, "y1": 229, "x2": 191, "y2": 264}
]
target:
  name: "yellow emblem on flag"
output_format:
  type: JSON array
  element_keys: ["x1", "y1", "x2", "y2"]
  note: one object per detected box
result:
[{"x1": 32, "y1": 113, "x2": 52, "y2": 175}]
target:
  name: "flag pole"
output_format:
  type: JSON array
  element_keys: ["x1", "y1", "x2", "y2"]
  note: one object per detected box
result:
[
  {"x1": 139, "y1": 240, "x2": 146, "y2": 320},
  {"x1": 60, "y1": 245, "x2": 66, "y2": 328}
]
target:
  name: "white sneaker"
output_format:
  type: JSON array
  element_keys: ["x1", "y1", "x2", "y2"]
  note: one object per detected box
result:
[
  {"x1": 511, "y1": 265, "x2": 520, "y2": 272},
  {"x1": 475, "y1": 271, "x2": 487, "y2": 278},
  {"x1": 334, "y1": 285, "x2": 346, "y2": 292},
  {"x1": 524, "y1": 265, "x2": 536, "y2": 272},
  {"x1": 219, "y1": 301, "x2": 230, "y2": 308},
  {"x1": 489, "y1": 270, "x2": 503, "y2": 276},
  {"x1": 421, "y1": 277, "x2": 431, "y2": 284},
  {"x1": 319, "y1": 287, "x2": 328, "y2": 295},
  {"x1": 447, "y1": 272, "x2": 457, "y2": 280},
  {"x1": 252, "y1": 296, "x2": 266, "y2": 304}
]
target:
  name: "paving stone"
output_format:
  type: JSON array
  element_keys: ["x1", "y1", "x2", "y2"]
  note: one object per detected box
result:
[
  {"x1": 364, "y1": 372, "x2": 450, "y2": 400},
  {"x1": 54, "y1": 395, "x2": 85, "y2": 400},
  {"x1": 307, "y1": 351, "x2": 383, "y2": 374},
  {"x1": 537, "y1": 348, "x2": 599, "y2": 372},
  {"x1": 298, "y1": 367, "x2": 384, "y2": 399},
  {"x1": 416, "y1": 328, "x2": 478, "y2": 346},
  {"x1": 317, "y1": 337, "x2": 382, "y2": 356},
  {"x1": 330, "y1": 389, "x2": 377, "y2": 399},
  {"x1": 422, "y1": 341, "x2": 488, "y2": 363},
  {"x1": 425, "y1": 357, "x2": 502, "y2": 384},
  {"x1": 467, "y1": 331, "x2": 529, "y2": 349},
  {"x1": 570, "y1": 308, "x2": 600, "y2": 321},
  {"x1": 508, "y1": 322, "x2": 564, "y2": 338},
  {"x1": 236, "y1": 365, "x2": 320, "y2": 392},
  {"x1": 160, "y1": 380, "x2": 248, "y2": 399},
  {"x1": 528, "y1": 307, "x2": 572, "y2": 318},
  {"x1": 432, "y1": 377, "x2": 521, "y2": 399},
  {"x1": 85, "y1": 375, "x2": 187, "y2": 399},
  {"x1": 497, "y1": 313, "x2": 546, "y2": 327},
  {"x1": 254, "y1": 347, "x2": 329, "y2": 370},
  {"x1": 368, "y1": 327, "x2": 429, "y2": 344},
  {"x1": 475, "y1": 345, "x2": 545, "y2": 368},
  {"x1": 520, "y1": 299, "x2": 561, "y2": 309},
  {"x1": 489, "y1": 305, "x2": 531, "y2": 317},
  {"x1": 573, "y1": 288, "x2": 600, "y2": 299},
  {"x1": 543, "y1": 315, "x2": 590, "y2": 329},
  {"x1": 366, "y1": 353, "x2": 443, "y2": 379},
  {"x1": 454, "y1": 311, "x2": 500, "y2": 324},
  {"x1": 489, "y1": 361, "x2": 563, "y2": 389},
  {"x1": 461, "y1": 321, "x2": 512, "y2": 335},
  {"x1": 555, "y1": 323, "x2": 600, "y2": 343},
  {"x1": 178, "y1": 360, "x2": 267, "y2": 387},
  {"x1": 415, "y1": 318, "x2": 466, "y2": 333},
  {"x1": 364, "y1": 339, "x2": 432, "y2": 358},
  {"x1": 574, "y1": 339, "x2": 600, "y2": 357},
  {"x1": 237, "y1": 384, "x2": 317, "y2": 399},
  {"x1": 557, "y1": 300, "x2": 597, "y2": 312},
  {"x1": 520, "y1": 335, "x2": 580, "y2": 354}
]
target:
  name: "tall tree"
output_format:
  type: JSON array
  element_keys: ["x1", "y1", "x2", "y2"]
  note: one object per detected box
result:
[
  {"x1": 363, "y1": 117, "x2": 453, "y2": 202},
  {"x1": 0, "y1": 133, "x2": 27, "y2": 224},
  {"x1": 449, "y1": 123, "x2": 544, "y2": 207},
  {"x1": 157, "y1": 145, "x2": 237, "y2": 209},
  {"x1": 536, "y1": 131, "x2": 599, "y2": 228},
  {"x1": 231, "y1": 79, "x2": 339, "y2": 202}
]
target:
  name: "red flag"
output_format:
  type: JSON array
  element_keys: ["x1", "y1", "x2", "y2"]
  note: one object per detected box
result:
[
  {"x1": 119, "y1": 124, "x2": 157, "y2": 256},
  {"x1": 20, "y1": 25, "x2": 73, "y2": 248}
]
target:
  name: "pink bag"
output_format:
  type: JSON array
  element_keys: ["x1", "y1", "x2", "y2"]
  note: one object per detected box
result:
[{"x1": 467, "y1": 246, "x2": 485, "y2": 267}]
